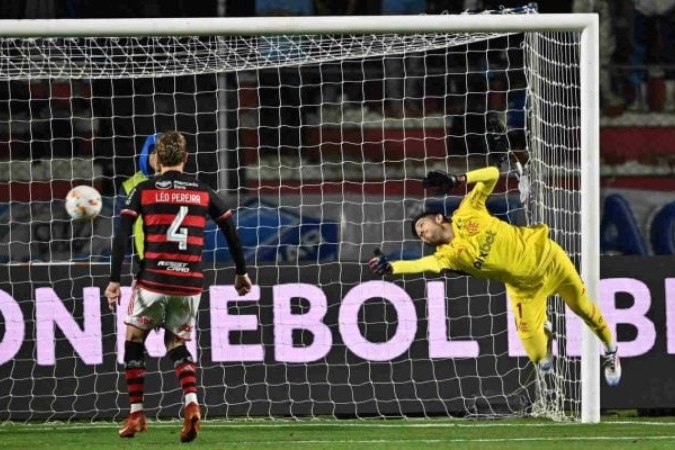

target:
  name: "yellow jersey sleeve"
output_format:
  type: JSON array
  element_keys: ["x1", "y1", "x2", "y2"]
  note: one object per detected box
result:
[
  {"x1": 458, "y1": 166, "x2": 499, "y2": 212},
  {"x1": 122, "y1": 171, "x2": 148, "y2": 260},
  {"x1": 391, "y1": 255, "x2": 445, "y2": 275}
]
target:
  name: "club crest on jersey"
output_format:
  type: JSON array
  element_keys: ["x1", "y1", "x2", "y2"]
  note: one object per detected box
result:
[{"x1": 155, "y1": 180, "x2": 172, "y2": 189}]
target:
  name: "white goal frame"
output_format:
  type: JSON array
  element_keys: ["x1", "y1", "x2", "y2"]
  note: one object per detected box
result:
[{"x1": 0, "y1": 13, "x2": 601, "y2": 423}]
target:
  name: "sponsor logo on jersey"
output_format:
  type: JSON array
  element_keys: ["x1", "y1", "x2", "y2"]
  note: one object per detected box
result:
[
  {"x1": 473, "y1": 230, "x2": 496, "y2": 270},
  {"x1": 157, "y1": 260, "x2": 191, "y2": 272},
  {"x1": 174, "y1": 180, "x2": 199, "y2": 189},
  {"x1": 155, "y1": 180, "x2": 172, "y2": 189},
  {"x1": 466, "y1": 220, "x2": 479, "y2": 235}
]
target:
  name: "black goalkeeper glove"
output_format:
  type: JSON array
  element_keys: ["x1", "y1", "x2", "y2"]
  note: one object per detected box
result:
[
  {"x1": 422, "y1": 171, "x2": 459, "y2": 195},
  {"x1": 369, "y1": 249, "x2": 392, "y2": 276}
]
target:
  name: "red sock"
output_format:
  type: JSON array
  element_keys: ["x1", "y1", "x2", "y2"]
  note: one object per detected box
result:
[
  {"x1": 175, "y1": 362, "x2": 197, "y2": 396},
  {"x1": 125, "y1": 367, "x2": 146, "y2": 406}
]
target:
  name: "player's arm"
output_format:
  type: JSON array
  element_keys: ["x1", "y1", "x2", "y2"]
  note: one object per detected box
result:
[
  {"x1": 208, "y1": 189, "x2": 251, "y2": 296},
  {"x1": 216, "y1": 214, "x2": 247, "y2": 275},
  {"x1": 464, "y1": 166, "x2": 500, "y2": 203},
  {"x1": 422, "y1": 166, "x2": 499, "y2": 196},
  {"x1": 216, "y1": 216, "x2": 251, "y2": 296},
  {"x1": 369, "y1": 250, "x2": 445, "y2": 275},
  {"x1": 105, "y1": 187, "x2": 141, "y2": 310},
  {"x1": 113, "y1": 180, "x2": 131, "y2": 232},
  {"x1": 422, "y1": 166, "x2": 499, "y2": 210}
]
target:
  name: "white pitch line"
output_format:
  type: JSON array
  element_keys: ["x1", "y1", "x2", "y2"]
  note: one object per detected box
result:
[
  {"x1": 2, "y1": 420, "x2": 675, "y2": 432},
  {"x1": 188, "y1": 419, "x2": 675, "y2": 428}
]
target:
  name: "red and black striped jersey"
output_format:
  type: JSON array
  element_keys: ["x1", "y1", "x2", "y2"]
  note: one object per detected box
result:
[{"x1": 120, "y1": 171, "x2": 232, "y2": 296}]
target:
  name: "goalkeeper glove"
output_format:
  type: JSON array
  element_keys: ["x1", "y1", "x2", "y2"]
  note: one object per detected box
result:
[
  {"x1": 422, "y1": 171, "x2": 462, "y2": 195},
  {"x1": 369, "y1": 249, "x2": 392, "y2": 276}
]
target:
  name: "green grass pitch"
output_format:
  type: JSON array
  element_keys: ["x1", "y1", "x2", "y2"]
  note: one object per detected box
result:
[{"x1": 2, "y1": 416, "x2": 675, "y2": 449}]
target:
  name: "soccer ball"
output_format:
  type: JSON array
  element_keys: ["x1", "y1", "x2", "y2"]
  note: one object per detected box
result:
[{"x1": 65, "y1": 185, "x2": 102, "y2": 220}]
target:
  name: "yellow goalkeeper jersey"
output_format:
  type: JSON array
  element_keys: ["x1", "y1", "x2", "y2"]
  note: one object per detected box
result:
[{"x1": 392, "y1": 167, "x2": 554, "y2": 287}]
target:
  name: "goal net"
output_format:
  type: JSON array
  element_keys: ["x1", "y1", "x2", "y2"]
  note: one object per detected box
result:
[{"x1": 0, "y1": 8, "x2": 600, "y2": 423}]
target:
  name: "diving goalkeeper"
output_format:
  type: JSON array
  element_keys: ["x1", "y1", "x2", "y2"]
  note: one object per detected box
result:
[{"x1": 369, "y1": 166, "x2": 621, "y2": 386}]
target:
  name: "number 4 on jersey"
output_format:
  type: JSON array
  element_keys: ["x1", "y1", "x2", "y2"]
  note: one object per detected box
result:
[{"x1": 167, "y1": 206, "x2": 189, "y2": 250}]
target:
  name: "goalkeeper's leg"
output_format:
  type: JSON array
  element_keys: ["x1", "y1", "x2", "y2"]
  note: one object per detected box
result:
[
  {"x1": 550, "y1": 242, "x2": 614, "y2": 350},
  {"x1": 550, "y1": 242, "x2": 621, "y2": 385},
  {"x1": 506, "y1": 285, "x2": 551, "y2": 370}
]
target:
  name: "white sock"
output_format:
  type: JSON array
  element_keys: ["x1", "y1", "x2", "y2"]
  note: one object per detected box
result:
[
  {"x1": 185, "y1": 393, "x2": 198, "y2": 406},
  {"x1": 130, "y1": 403, "x2": 144, "y2": 414}
]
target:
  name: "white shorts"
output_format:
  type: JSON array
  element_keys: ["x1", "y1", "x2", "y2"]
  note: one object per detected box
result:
[{"x1": 125, "y1": 285, "x2": 201, "y2": 340}]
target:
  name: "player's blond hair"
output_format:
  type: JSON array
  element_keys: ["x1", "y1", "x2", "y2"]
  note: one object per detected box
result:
[{"x1": 156, "y1": 131, "x2": 187, "y2": 167}]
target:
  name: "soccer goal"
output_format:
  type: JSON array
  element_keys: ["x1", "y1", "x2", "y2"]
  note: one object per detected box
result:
[{"x1": 0, "y1": 8, "x2": 601, "y2": 423}]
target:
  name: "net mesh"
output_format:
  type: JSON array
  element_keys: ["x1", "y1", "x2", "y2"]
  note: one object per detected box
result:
[
  {"x1": 524, "y1": 30, "x2": 583, "y2": 420},
  {"x1": 1, "y1": 33, "x2": 514, "y2": 80},
  {"x1": 0, "y1": 10, "x2": 586, "y2": 422}
]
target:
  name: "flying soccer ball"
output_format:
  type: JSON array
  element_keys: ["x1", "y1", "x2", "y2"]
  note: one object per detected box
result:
[{"x1": 65, "y1": 185, "x2": 102, "y2": 220}]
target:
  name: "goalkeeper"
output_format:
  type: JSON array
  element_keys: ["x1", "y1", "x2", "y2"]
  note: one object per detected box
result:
[
  {"x1": 369, "y1": 166, "x2": 621, "y2": 386},
  {"x1": 118, "y1": 133, "x2": 161, "y2": 260}
]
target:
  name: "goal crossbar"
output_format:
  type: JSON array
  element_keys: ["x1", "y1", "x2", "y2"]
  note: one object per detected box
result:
[{"x1": 0, "y1": 14, "x2": 597, "y2": 37}]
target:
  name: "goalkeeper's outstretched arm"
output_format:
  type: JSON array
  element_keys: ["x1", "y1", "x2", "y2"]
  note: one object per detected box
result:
[
  {"x1": 423, "y1": 166, "x2": 499, "y2": 197},
  {"x1": 391, "y1": 255, "x2": 444, "y2": 274},
  {"x1": 369, "y1": 250, "x2": 445, "y2": 276},
  {"x1": 368, "y1": 166, "x2": 501, "y2": 277},
  {"x1": 465, "y1": 166, "x2": 499, "y2": 194},
  {"x1": 422, "y1": 166, "x2": 500, "y2": 212},
  {"x1": 460, "y1": 166, "x2": 500, "y2": 210}
]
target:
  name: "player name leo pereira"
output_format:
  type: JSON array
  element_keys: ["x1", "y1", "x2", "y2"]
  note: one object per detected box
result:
[
  {"x1": 153, "y1": 191, "x2": 205, "y2": 205},
  {"x1": 138, "y1": 189, "x2": 209, "y2": 206}
]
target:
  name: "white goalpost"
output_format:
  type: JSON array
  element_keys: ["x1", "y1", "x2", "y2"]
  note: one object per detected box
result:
[{"x1": 0, "y1": 10, "x2": 601, "y2": 423}]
